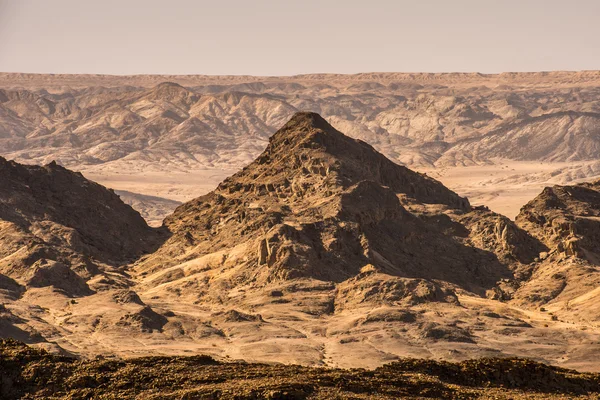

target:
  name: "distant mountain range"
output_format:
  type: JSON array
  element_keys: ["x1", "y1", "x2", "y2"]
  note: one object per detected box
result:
[
  {"x1": 2, "y1": 72, "x2": 600, "y2": 173},
  {"x1": 4, "y1": 72, "x2": 600, "y2": 222}
]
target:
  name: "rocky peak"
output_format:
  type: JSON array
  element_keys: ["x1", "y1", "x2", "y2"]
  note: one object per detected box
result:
[
  {"x1": 216, "y1": 112, "x2": 469, "y2": 210},
  {"x1": 0, "y1": 158, "x2": 165, "y2": 281},
  {"x1": 143, "y1": 82, "x2": 199, "y2": 108},
  {"x1": 140, "y1": 114, "x2": 503, "y2": 295},
  {"x1": 516, "y1": 181, "x2": 600, "y2": 260}
]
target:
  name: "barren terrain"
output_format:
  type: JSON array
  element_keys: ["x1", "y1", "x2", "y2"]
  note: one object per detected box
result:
[
  {"x1": 3, "y1": 72, "x2": 600, "y2": 382},
  {"x1": 3, "y1": 71, "x2": 600, "y2": 221},
  {"x1": 3, "y1": 338, "x2": 600, "y2": 399},
  {"x1": 2, "y1": 112, "x2": 600, "y2": 376}
]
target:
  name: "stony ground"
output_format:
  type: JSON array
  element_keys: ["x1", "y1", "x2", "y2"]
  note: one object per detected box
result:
[{"x1": 2, "y1": 339, "x2": 600, "y2": 399}]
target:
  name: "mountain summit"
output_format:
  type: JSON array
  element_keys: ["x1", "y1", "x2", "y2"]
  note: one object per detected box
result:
[
  {"x1": 136, "y1": 113, "x2": 504, "y2": 297},
  {"x1": 226, "y1": 112, "x2": 469, "y2": 209}
]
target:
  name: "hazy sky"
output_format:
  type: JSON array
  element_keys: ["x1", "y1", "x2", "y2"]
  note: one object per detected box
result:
[{"x1": 0, "y1": 0, "x2": 598, "y2": 75}]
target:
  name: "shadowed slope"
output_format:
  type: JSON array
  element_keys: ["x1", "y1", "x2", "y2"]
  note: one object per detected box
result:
[
  {"x1": 0, "y1": 157, "x2": 166, "y2": 286},
  {"x1": 137, "y1": 113, "x2": 510, "y2": 296}
]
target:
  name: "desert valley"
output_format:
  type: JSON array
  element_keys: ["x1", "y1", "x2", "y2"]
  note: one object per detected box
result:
[
  {"x1": 4, "y1": 71, "x2": 600, "y2": 223},
  {"x1": 3, "y1": 72, "x2": 600, "y2": 398}
]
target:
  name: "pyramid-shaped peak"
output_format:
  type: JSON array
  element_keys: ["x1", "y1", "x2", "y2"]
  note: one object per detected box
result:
[
  {"x1": 219, "y1": 112, "x2": 469, "y2": 211},
  {"x1": 280, "y1": 112, "x2": 334, "y2": 132},
  {"x1": 142, "y1": 113, "x2": 476, "y2": 289},
  {"x1": 275, "y1": 111, "x2": 344, "y2": 138},
  {"x1": 143, "y1": 81, "x2": 200, "y2": 108},
  {"x1": 147, "y1": 81, "x2": 197, "y2": 98},
  {"x1": 155, "y1": 81, "x2": 187, "y2": 90},
  {"x1": 265, "y1": 112, "x2": 354, "y2": 157}
]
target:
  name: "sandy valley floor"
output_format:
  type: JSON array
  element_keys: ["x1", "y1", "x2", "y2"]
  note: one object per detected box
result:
[{"x1": 81, "y1": 160, "x2": 600, "y2": 226}]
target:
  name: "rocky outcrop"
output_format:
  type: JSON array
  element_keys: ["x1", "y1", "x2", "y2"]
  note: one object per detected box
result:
[
  {"x1": 454, "y1": 208, "x2": 548, "y2": 281},
  {"x1": 508, "y1": 181, "x2": 600, "y2": 308},
  {"x1": 24, "y1": 260, "x2": 92, "y2": 297},
  {"x1": 0, "y1": 157, "x2": 164, "y2": 265},
  {"x1": 334, "y1": 271, "x2": 459, "y2": 312},
  {"x1": 137, "y1": 113, "x2": 509, "y2": 296},
  {"x1": 0, "y1": 157, "x2": 166, "y2": 297},
  {"x1": 516, "y1": 182, "x2": 600, "y2": 261}
]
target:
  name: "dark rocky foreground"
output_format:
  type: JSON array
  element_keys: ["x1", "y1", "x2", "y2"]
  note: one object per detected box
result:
[{"x1": 1, "y1": 340, "x2": 599, "y2": 399}]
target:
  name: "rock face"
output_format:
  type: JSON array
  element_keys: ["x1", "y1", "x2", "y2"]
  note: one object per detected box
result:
[
  {"x1": 509, "y1": 182, "x2": 600, "y2": 314},
  {"x1": 456, "y1": 208, "x2": 547, "y2": 273},
  {"x1": 516, "y1": 183, "x2": 600, "y2": 259},
  {"x1": 0, "y1": 156, "x2": 165, "y2": 285},
  {"x1": 137, "y1": 113, "x2": 513, "y2": 296}
]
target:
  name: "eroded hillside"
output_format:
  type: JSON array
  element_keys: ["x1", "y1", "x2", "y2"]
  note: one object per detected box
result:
[
  {"x1": 2, "y1": 113, "x2": 600, "y2": 372},
  {"x1": 3, "y1": 72, "x2": 600, "y2": 219}
]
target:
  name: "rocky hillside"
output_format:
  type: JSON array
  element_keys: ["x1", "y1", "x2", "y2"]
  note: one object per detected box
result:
[
  {"x1": 0, "y1": 156, "x2": 164, "y2": 297},
  {"x1": 4, "y1": 113, "x2": 600, "y2": 372},
  {"x1": 137, "y1": 113, "x2": 509, "y2": 297},
  {"x1": 508, "y1": 181, "x2": 600, "y2": 320}
]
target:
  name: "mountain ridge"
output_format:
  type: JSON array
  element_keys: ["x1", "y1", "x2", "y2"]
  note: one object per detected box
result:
[
  {"x1": 3, "y1": 113, "x2": 600, "y2": 371},
  {"x1": 4, "y1": 72, "x2": 600, "y2": 221}
]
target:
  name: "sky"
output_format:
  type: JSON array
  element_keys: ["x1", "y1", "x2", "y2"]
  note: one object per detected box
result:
[{"x1": 0, "y1": 0, "x2": 598, "y2": 76}]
